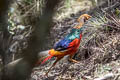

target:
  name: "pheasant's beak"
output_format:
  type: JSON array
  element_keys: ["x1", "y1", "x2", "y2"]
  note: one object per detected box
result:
[
  {"x1": 84, "y1": 15, "x2": 91, "y2": 22},
  {"x1": 86, "y1": 15, "x2": 92, "y2": 20}
]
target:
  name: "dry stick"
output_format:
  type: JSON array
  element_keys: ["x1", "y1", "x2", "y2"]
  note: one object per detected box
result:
[
  {"x1": 106, "y1": 18, "x2": 120, "y2": 29},
  {"x1": 94, "y1": 73, "x2": 115, "y2": 80},
  {"x1": 94, "y1": 73, "x2": 120, "y2": 80},
  {"x1": 112, "y1": 13, "x2": 119, "y2": 22},
  {"x1": 104, "y1": 24, "x2": 120, "y2": 29},
  {"x1": 103, "y1": 2, "x2": 120, "y2": 12},
  {"x1": 22, "y1": 4, "x2": 36, "y2": 17},
  {"x1": 114, "y1": 74, "x2": 120, "y2": 80},
  {"x1": 106, "y1": 13, "x2": 120, "y2": 28}
]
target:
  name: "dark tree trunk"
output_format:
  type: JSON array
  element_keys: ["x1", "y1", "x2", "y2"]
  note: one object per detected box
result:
[
  {"x1": 0, "y1": 0, "x2": 62, "y2": 80},
  {"x1": 0, "y1": 0, "x2": 13, "y2": 66},
  {"x1": 0, "y1": 0, "x2": 13, "y2": 80}
]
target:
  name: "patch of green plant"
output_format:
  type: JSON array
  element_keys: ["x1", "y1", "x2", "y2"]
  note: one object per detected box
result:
[
  {"x1": 24, "y1": 0, "x2": 33, "y2": 4},
  {"x1": 64, "y1": 0, "x2": 71, "y2": 8},
  {"x1": 115, "y1": 8, "x2": 120, "y2": 18}
]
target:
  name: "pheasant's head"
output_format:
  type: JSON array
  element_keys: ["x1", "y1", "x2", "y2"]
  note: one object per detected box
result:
[
  {"x1": 77, "y1": 14, "x2": 91, "y2": 23},
  {"x1": 74, "y1": 14, "x2": 91, "y2": 29}
]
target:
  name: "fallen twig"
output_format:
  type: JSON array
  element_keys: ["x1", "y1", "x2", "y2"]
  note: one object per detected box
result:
[{"x1": 94, "y1": 73, "x2": 114, "y2": 80}]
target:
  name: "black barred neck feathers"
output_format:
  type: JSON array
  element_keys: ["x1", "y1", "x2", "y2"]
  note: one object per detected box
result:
[{"x1": 74, "y1": 22, "x2": 84, "y2": 29}]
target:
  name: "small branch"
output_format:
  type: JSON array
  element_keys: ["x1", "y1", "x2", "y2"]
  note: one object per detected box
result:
[
  {"x1": 114, "y1": 74, "x2": 120, "y2": 80},
  {"x1": 94, "y1": 73, "x2": 115, "y2": 80}
]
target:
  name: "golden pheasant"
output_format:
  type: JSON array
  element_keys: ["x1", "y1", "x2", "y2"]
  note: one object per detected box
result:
[{"x1": 36, "y1": 14, "x2": 91, "y2": 76}]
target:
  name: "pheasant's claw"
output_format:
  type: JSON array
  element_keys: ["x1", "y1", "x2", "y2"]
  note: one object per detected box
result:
[{"x1": 69, "y1": 58, "x2": 79, "y2": 63}]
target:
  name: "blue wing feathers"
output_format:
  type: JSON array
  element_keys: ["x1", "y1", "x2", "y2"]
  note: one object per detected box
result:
[{"x1": 54, "y1": 38, "x2": 72, "y2": 51}]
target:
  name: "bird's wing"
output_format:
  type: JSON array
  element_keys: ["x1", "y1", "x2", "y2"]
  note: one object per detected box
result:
[
  {"x1": 54, "y1": 38, "x2": 72, "y2": 51},
  {"x1": 54, "y1": 35, "x2": 82, "y2": 52},
  {"x1": 54, "y1": 28, "x2": 82, "y2": 52}
]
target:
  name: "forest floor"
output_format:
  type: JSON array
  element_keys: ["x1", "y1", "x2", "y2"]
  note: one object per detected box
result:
[{"x1": 30, "y1": 1, "x2": 120, "y2": 80}]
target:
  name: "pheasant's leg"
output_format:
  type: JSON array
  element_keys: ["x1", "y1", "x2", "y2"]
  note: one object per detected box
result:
[
  {"x1": 69, "y1": 54, "x2": 79, "y2": 63},
  {"x1": 45, "y1": 57, "x2": 62, "y2": 76}
]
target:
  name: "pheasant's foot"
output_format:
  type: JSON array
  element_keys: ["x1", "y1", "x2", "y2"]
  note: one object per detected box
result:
[{"x1": 69, "y1": 58, "x2": 79, "y2": 63}]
